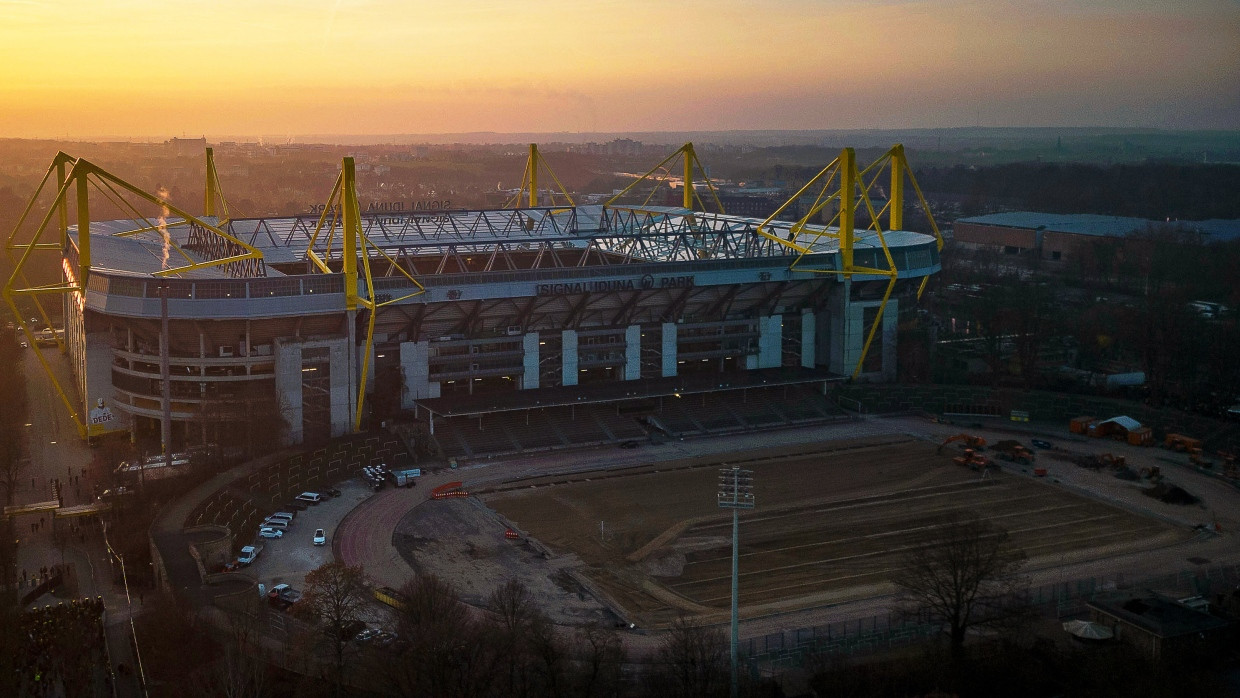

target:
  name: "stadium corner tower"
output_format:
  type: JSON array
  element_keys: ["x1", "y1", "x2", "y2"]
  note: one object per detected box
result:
[{"x1": 6, "y1": 145, "x2": 941, "y2": 448}]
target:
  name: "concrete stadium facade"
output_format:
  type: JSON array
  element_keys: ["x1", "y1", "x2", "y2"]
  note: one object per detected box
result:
[{"x1": 54, "y1": 184, "x2": 939, "y2": 450}]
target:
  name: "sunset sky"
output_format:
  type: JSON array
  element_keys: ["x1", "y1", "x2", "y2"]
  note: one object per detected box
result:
[{"x1": 1, "y1": 0, "x2": 1237, "y2": 138}]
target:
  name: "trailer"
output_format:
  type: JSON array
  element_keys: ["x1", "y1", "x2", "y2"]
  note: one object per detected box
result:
[{"x1": 388, "y1": 468, "x2": 422, "y2": 488}]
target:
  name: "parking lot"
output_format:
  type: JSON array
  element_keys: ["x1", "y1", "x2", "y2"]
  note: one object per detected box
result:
[{"x1": 240, "y1": 479, "x2": 375, "y2": 593}]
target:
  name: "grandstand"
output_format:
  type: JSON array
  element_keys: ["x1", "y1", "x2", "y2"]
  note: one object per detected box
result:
[{"x1": 6, "y1": 145, "x2": 941, "y2": 451}]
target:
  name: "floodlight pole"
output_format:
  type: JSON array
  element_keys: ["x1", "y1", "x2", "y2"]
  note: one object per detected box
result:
[
  {"x1": 159, "y1": 280, "x2": 172, "y2": 471},
  {"x1": 718, "y1": 465, "x2": 753, "y2": 698}
]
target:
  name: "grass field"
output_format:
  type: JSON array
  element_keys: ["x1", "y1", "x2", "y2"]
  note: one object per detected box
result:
[{"x1": 484, "y1": 436, "x2": 1187, "y2": 627}]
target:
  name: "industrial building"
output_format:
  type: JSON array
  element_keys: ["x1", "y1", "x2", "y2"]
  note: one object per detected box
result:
[
  {"x1": 6, "y1": 144, "x2": 942, "y2": 450},
  {"x1": 953, "y1": 212, "x2": 1240, "y2": 264}
]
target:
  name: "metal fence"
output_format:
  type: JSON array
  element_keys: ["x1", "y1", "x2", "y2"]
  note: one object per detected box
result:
[{"x1": 744, "y1": 561, "x2": 1240, "y2": 669}]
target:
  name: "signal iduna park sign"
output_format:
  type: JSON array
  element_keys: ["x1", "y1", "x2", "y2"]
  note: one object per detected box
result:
[{"x1": 536, "y1": 274, "x2": 695, "y2": 296}]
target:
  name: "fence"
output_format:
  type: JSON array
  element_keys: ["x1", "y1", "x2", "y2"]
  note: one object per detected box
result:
[{"x1": 743, "y1": 561, "x2": 1240, "y2": 669}]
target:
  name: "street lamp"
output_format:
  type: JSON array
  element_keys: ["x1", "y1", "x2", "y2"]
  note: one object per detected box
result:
[{"x1": 717, "y1": 465, "x2": 753, "y2": 698}]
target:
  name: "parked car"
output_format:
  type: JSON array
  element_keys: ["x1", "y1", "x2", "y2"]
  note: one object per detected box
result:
[
  {"x1": 267, "y1": 583, "x2": 301, "y2": 609},
  {"x1": 313, "y1": 528, "x2": 326, "y2": 546},
  {"x1": 325, "y1": 487, "x2": 342, "y2": 498},
  {"x1": 258, "y1": 527, "x2": 283, "y2": 539},
  {"x1": 238, "y1": 545, "x2": 262, "y2": 564},
  {"x1": 1031, "y1": 439, "x2": 1054, "y2": 449},
  {"x1": 337, "y1": 619, "x2": 366, "y2": 641},
  {"x1": 261, "y1": 518, "x2": 289, "y2": 530},
  {"x1": 354, "y1": 628, "x2": 379, "y2": 643},
  {"x1": 268, "y1": 583, "x2": 302, "y2": 603},
  {"x1": 268, "y1": 511, "x2": 296, "y2": 522},
  {"x1": 294, "y1": 492, "x2": 322, "y2": 504}
]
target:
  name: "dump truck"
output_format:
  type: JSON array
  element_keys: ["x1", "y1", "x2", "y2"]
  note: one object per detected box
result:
[
  {"x1": 953, "y1": 449, "x2": 994, "y2": 471},
  {"x1": 992, "y1": 440, "x2": 1036, "y2": 465}
]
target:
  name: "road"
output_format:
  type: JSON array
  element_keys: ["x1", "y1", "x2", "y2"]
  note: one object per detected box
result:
[{"x1": 12, "y1": 345, "x2": 144, "y2": 697}]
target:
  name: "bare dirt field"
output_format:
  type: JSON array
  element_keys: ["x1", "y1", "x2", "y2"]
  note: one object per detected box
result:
[{"x1": 485, "y1": 435, "x2": 1189, "y2": 628}]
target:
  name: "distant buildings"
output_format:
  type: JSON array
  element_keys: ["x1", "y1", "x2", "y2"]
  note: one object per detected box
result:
[{"x1": 953, "y1": 212, "x2": 1240, "y2": 265}]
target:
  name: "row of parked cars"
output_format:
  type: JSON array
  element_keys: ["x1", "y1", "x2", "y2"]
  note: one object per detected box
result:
[{"x1": 257, "y1": 489, "x2": 339, "y2": 540}]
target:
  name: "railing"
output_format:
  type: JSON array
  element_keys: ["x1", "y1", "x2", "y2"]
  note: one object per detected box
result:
[{"x1": 743, "y1": 561, "x2": 1240, "y2": 669}]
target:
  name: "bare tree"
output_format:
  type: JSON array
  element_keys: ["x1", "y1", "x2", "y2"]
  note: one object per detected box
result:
[
  {"x1": 297, "y1": 561, "x2": 368, "y2": 695},
  {"x1": 573, "y1": 622, "x2": 626, "y2": 698},
  {"x1": 198, "y1": 612, "x2": 269, "y2": 698},
  {"x1": 0, "y1": 332, "x2": 27, "y2": 505},
  {"x1": 527, "y1": 613, "x2": 568, "y2": 698},
  {"x1": 891, "y1": 511, "x2": 1028, "y2": 662},
  {"x1": 656, "y1": 616, "x2": 729, "y2": 698},
  {"x1": 488, "y1": 578, "x2": 537, "y2": 696},
  {"x1": 387, "y1": 574, "x2": 499, "y2": 698}
]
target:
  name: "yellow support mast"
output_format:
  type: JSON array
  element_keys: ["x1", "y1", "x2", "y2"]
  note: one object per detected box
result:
[
  {"x1": 4, "y1": 155, "x2": 266, "y2": 439},
  {"x1": 505, "y1": 144, "x2": 575, "y2": 210},
  {"x1": 529, "y1": 144, "x2": 539, "y2": 208},
  {"x1": 604, "y1": 142, "x2": 725, "y2": 214},
  {"x1": 203, "y1": 147, "x2": 231, "y2": 221},
  {"x1": 306, "y1": 158, "x2": 426, "y2": 432},
  {"x1": 755, "y1": 144, "x2": 941, "y2": 379}
]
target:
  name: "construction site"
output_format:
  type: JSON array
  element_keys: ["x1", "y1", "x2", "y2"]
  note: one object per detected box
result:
[{"x1": 364, "y1": 420, "x2": 1227, "y2": 630}]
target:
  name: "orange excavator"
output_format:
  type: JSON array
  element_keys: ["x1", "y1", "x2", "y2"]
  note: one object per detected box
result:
[{"x1": 938, "y1": 434, "x2": 987, "y2": 453}]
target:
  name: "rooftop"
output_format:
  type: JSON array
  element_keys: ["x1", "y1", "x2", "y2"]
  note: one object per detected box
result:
[
  {"x1": 1088, "y1": 590, "x2": 1232, "y2": 638},
  {"x1": 957, "y1": 212, "x2": 1240, "y2": 242},
  {"x1": 70, "y1": 205, "x2": 938, "y2": 278}
]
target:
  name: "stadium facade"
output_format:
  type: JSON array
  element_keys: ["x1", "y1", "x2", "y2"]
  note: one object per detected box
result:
[{"x1": 6, "y1": 145, "x2": 942, "y2": 449}]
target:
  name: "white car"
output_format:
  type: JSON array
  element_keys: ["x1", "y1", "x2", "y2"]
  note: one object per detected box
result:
[
  {"x1": 313, "y1": 528, "x2": 326, "y2": 546},
  {"x1": 258, "y1": 527, "x2": 283, "y2": 539}
]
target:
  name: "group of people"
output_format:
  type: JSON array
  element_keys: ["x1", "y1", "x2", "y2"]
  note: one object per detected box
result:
[{"x1": 15, "y1": 597, "x2": 108, "y2": 697}]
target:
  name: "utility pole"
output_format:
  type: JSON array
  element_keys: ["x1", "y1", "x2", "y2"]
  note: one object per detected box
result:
[
  {"x1": 159, "y1": 281, "x2": 172, "y2": 471},
  {"x1": 717, "y1": 465, "x2": 754, "y2": 698}
]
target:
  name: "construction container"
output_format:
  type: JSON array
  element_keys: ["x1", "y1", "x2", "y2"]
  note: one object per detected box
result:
[
  {"x1": 1070, "y1": 416, "x2": 1096, "y2": 435},
  {"x1": 1127, "y1": 427, "x2": 1154, "y2": 446},
  {"x1": 1165, "y1": 434, "x2": 1202, "y2": 452}
]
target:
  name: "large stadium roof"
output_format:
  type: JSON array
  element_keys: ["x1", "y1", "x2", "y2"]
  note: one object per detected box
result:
[{"x1": 72, "y1": 204, "x2": 937, "y2": 278}]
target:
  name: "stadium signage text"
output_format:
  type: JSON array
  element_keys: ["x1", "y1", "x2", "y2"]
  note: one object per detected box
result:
[{"x1": 536, "y1": 275, "x2": 694, "y2": 296}]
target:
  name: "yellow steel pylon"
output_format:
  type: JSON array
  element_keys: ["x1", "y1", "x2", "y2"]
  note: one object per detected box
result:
[
  {"x1": 505, "y1": 143, "x2": 576, "y2": 209},
  {"x1": 305, "y1": 158, "x2": 426, "y2": 432},
  {"x1": 756, "y1": 144, "x2": 942, "y2": 379},
  {"x1": 3, "y1": 152, "x2": 264, "y2": 439},
  {"x1": 604, "y1": 142, "x2": 726, "y2": 214}
]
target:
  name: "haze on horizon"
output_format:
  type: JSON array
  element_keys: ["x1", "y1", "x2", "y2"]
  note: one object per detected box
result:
[{"x1": 1, "y1": 0, "x2": 1237, "y2": 140}]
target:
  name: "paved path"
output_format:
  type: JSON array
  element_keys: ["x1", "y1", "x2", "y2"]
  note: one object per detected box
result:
[{"x1": 13, "y1": 346, "x2": 144, "y2": 696}]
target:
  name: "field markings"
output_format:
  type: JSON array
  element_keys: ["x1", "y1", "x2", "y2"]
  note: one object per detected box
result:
[
  {"x1": 672, "y1": 514, "x2": 1140, "y2": 591},
  {"x1": 684, "y1": 502, "x2": 1089, "y2": 564}
]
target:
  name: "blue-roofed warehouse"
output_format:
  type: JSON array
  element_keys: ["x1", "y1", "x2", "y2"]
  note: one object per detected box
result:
[{"x1": 953, "y1": 211, "x2": 1240, "y2": 264}]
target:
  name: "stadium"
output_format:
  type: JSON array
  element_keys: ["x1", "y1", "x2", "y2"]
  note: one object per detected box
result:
[{"x1": 5, "y1": 144, "x2": 942, "y2": 453}]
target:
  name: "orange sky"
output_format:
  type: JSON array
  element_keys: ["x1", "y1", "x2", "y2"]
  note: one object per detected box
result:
[{"x1": 1, "y1": 0, "x2": 1237, "y2": 138}]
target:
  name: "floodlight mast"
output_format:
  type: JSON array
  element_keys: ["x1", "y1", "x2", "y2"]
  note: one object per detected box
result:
[{"x1": 718, "y1": 466, "x2": 754, "y2": 698}]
